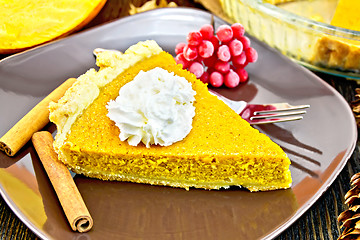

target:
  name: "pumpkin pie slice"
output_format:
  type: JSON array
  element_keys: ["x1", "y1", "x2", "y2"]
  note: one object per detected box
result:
[{"x1": 49, "y1": 40, "x2": 292, "y2": 191}]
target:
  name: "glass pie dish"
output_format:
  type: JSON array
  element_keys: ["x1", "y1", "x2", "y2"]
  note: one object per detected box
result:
[{"x1": 219, "y1": 0, "x2": 360, "y2": 79}]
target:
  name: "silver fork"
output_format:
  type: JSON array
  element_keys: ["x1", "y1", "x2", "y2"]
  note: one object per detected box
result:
[{"x1": 209, "y1": 90, "x2": 310, "y2": 125}]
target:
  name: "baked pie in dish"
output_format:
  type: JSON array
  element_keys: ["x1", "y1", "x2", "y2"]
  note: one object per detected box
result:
[{"x1": 220, "y1": 0, "x2": 360, "y2": 76}]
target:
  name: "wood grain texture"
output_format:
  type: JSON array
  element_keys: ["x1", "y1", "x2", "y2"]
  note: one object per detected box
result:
[
  {"x1": 0, "y1": 1, "x2": 359, "y2": 239},
  {"x1": 0, "y1": 197, "x2": 38, "y2": 239}
]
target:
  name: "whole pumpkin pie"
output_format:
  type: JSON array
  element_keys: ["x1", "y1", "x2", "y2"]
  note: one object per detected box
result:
[{"x1": 49, "y1": 40, "x2": 292, "y2": 191}]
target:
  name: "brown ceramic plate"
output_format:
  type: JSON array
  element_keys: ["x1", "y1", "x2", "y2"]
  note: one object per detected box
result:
[{"x1": 0, "y1": 8, "x2": 357, "y2": 240}]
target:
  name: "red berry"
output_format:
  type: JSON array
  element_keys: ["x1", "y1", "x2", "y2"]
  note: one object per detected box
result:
[
  {"x1": 195, "y1": 56, "x2": 204, "y2": 63},
  {"x1": 233, "y1": 61, "x2": 248, "y2": 70},
  {"x1": 245, "y1": 47, "x2": 258, "y2": 62},
  {"x1": 214, "y1": 60, "x2": 230, "y2": 74},
  {"x1": 174, "y1": 23, "x2": 256, "y2": 88},
  {"x1": 198, "y1": 40, "x2": 214, "y2": 58},
  {"x1": 228, "y1": 39, "x2": 243, "y2": 57},
  {"x1": 175, "y1": 42, "x2": 186, "y2": 55},
  {"x1": 199, "y1": 24, "x2": 214, "y2": 40},
  {"x1": 203, "y1": 54, "x2": 218, "y2": 68},
  {"x1": 209, "y1": 35, "x2": 220, "y2": 50},
  {"x1": 231, "y1": 23, "x2": 245, "y2": 39},
  {"x1": 239, "y1": 36, "x2": 251, "y2": 49},
  {"x1": 189, "y1": 62, "x2": 204, "y2": 78},
  {"x1": 206, "y1": 67, "x2": 216, "y2": 75},
  {"x1": 232, "y1": 52, "x2": 246, "y2": 66},
  {"x1": 210, "y1": 71, "x2": 224, "y2": 87},
  {"x1": 224, "y1": 70, "x2": 240, "y2": 88},
  {"x1": 183, "y1": 45, "x2": 198, "y2": 61},
  {"x1": 200, "y1": 71, "x2": 210, "y2": 84},
  {"x1": 236, "y1": 68, "x2": 249, "y2": 82},
  {"x1": 187, "y1": 31, "x2": 203, "y2": 46},
  {"x1": 175, "y1": 53, "x2": 190, "y2": 68},
  {"x1": 216, "y1": 25, "x2": 233, "y2": 42},
  {"x1": 217, "y1": 45, "x2": 231, "y2": 62}
]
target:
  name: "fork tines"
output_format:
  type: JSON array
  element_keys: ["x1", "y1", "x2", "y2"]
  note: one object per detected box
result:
[{"x1": 249, "y1": 103, "x2": 310, "y2": 124}]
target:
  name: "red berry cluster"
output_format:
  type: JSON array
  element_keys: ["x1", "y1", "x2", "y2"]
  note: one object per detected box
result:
[{"x1": 175, "y1": 23, "x2": 258, "y2": 88}]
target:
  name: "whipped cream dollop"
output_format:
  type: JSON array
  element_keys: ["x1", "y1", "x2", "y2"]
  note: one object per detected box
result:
[{"x1": 106, "y1": 67, "x2": 196, "y2": 148}]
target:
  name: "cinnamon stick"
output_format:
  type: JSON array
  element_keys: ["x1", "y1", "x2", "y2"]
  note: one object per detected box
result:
[
  {"x1": 0, "y1": 78, "x2": 76, "y2": 156},
  {"x1": 32, "y1": 131, "x2": 93, "y2": 232}
]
